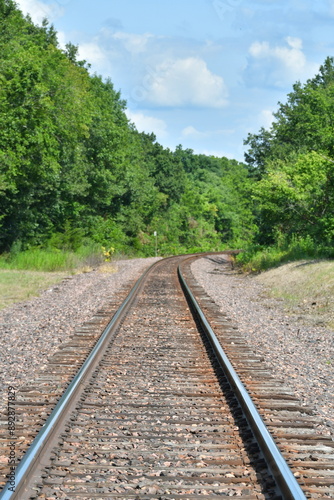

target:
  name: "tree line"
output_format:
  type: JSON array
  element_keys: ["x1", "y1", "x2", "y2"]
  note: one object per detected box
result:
[
  {"x1": 0, "y1": 0, "x2": 253, "y2": 257},
  {"x1": 1, "y1": 0, "x2": 334, "y2": 259}
]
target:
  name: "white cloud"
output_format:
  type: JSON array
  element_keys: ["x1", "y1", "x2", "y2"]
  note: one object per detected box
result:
[
  {"x1": 77, "y1": 41, "x2": 110, "y2": 71},
  {"x1": 249, "y1": 37, "x2": 306, "y2": 73},
  {"x1": 182, "y1": 126, "x2": 206, "y2": 138},
  {"x1": 245, "y1": 37, "x2": 317, "y2": 88},
  {"x1": 112, "y1": 32, "x2": 154, "y2": 54},
  {"x1": 147, "y1": 57, "x2": 228, "y2": 108},
  {"x1": 126, "y1": 110, "x2": 168, "y2": 138},
  {"x1": 182, "y1": 125, "x2": 234, "y2": 138},
  {"x1": 16, "y1": 0, "x2": 64, "y2": 24},
  {"x1": 56, "y1": 30, "x2": 67, "y2": 50}
]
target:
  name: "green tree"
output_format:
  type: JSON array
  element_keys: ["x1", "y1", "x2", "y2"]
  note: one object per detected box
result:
[
  {"x1": 0, "y1": 2, "x2": 97, "y2": 249},
  {"x1": 252, "y1": 151, "x2": 334, "y2": 244},
  {"x1": 244, "y1": 57, "x2": 334, "y2": 248},
  {"x1": 244, "y1": 57, "x2": 334, "y2": 173}
]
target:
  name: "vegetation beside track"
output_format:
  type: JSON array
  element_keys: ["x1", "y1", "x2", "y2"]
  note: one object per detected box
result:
[
  {"x1": 0, "y1": 1, "x2": 252, "y2": 258},
  {"x1": 0, "y1": 248, "x2": 120, "y2": 310},
  {"x1": 254, "y1": 259, "x2": 334, "y2": 329},
  {"x1": 236, "y1": 237, "x2": 334, "y2": 273},
  {"x1": 0, "y1": 270, "x2": 68, "y2": 310},
  {"x1": 0, "y1": 244, "x2": 115, "y2": 309},
  {"x1": 0, "y1": 243, "x2": 105, "y2": 272}
]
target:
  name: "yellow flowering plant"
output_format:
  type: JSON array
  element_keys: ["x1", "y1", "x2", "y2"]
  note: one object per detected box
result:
[{"x1": 102, "y1": 246, "x2": 115, "y2": 262}]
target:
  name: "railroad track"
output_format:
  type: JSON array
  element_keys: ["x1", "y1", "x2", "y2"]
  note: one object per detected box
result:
[{"x1": 0, "y1": 255, "x2": 333, "y2": 499}]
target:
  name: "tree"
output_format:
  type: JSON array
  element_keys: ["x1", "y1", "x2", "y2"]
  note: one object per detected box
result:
[
  {"x1": 243, "y1": 128, "x2": 273, "y2": 179},
  {"x1": 243, "y1": 57, "x2": 334, "y2": 247},
  {"x1": 244, "y1": 57, "x2": 334, "y2": 172},
  {"x1": 252, "y1": 151, "x2": 334, "y2": 244},
  {"x1": 0, "y1": 4, "x2": 93, "y2": 249}
]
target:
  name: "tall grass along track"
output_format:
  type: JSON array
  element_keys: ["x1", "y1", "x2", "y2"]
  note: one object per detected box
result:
[{"x1": 0, "y1": 254, "x2": 333, "y2": 499}]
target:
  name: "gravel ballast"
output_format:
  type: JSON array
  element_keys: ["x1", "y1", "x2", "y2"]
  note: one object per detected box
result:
[
  {"x1": 191, "y1": 255, "x2": 334, "y2": 436},
  {"x1": 0, "y1": 258, "x2": 159, "y2": 410},
  {"x1": 0, "y1": 254, "x2": 333, "y2": 438}
]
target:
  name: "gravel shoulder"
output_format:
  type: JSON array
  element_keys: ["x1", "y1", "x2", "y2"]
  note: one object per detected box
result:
[
  {"x1": 0, "y1": 257, "x2": 159, "y2": 407},
  {"x1": 191, "y1": 255, "x2": 334, "y2": 437}
]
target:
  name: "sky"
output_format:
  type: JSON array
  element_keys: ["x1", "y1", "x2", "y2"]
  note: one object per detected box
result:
[{"x1": 15, "y1": 0, "x2": 334, "y2": 161}]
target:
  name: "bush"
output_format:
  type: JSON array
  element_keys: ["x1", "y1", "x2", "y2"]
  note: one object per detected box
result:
[{"x1": 237, "y1": 235, "x2": 334, "y2": 273}]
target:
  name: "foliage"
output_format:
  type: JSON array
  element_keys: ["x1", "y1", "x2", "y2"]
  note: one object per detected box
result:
[
  {"x1": 0, "y1": 1, "x2": 255, "y2": 263},
  {"x1": 3, "y1": 2, "x2": 334, "y2": 272},
  {"x1": 0, "y1": 2, "x2": 93, "y2": 248},
  {"x1": 244, "y1": 56, "x2": 334, "y2": 254},
  {"x1": 252, "y1": 151, "x2": 334, "y2": 244},
  {"x1": 236, "y1": 236, "x2": 334, "y2": 273},
  {"x1": 244, "y1": 57, "x2": 334, "y2": 176}
]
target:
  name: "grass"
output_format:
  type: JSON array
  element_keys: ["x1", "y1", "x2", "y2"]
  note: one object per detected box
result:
[
  {"x1": 255, "y1": 260, "x2": 334, "y2": 328},
  {"x1": 0, "y1": 245, "x2": 104, "y2": 272},
  {"x1": 0, "y1": 249, "x2": 79, "y2": 271},
  {"x1": 236, "y1": 236, "x2": 334, "y2": 273},
  {"x1": 0, "y1": 270, "x2": 68, "y2": 310},
  {"x1": 0, "y1": 245, "x2": 109, "y2": 310},
  {"x1": 235, "y1": 237, "x2": 334, "y2": 328}
]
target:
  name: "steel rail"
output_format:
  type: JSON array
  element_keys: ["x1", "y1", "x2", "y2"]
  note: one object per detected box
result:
[
  {"x1": 0, "y1": 259, "x2": 160, "y2": 500},
  {"x1": 178, "y1": 262, "x2": 307, "y2": 500},
  {"x1": 1, "y1": 254, "x2": 308, "y2": 499}
]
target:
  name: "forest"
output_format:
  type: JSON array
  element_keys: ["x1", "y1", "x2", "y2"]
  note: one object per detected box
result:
[{"x1": 1, "y1": 0, "x2": 334, "y2": 267}]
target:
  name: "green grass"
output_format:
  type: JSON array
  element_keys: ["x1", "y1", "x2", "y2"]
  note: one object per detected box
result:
[
  {"x1": 0, "y1": 249, "x2": 78, "y2": 271},
  {"x1": 0, "y1": 245, "x2": 115, "y2": 310},
  {"x1": 0, "y1": 245, "x2": 104, "y2": 272},
  {"x1": 255, "y1": 260, "x2": 334, "y2": 328},
  {"x1": 236, "y1": 236, "x2": 334, "y2": 273},
  {"x1": 0, "y1": 270, "x2": 68, "y2": 310}
]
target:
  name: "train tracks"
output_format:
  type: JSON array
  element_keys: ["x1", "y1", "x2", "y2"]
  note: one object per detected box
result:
[{"x1": 0, "y1": 255, "x2": 333, "y2": 499}]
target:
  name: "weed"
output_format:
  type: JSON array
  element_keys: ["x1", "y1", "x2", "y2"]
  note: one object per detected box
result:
[
  {"x1": 0, "y1": 243, "x2": 104, "y2": 272},
  {"x1": 254, "y1": 260, "x2": 334, "y2": 328}
]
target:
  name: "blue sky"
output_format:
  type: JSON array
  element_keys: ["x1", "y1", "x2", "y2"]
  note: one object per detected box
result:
[{"x1": 16, "y1": 0, "x2": 334, "y2": 161}]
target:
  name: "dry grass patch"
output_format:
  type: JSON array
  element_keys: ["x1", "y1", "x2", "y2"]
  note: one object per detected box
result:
[
  {"x1": 97, "y1": 263, "x2": 118, "y2": 274},
  {"x1": 0, "y1": 270, "x2": 68, "y2": 310},
  {"x1": 255, "y1": 260, "x2": 334, "y2": 327}
]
